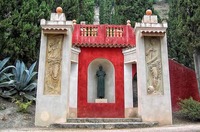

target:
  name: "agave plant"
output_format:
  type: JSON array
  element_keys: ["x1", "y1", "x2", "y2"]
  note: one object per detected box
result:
[
  {"x1": 0, "y1": 57, "x2": 15, "y2": 88},
  {"x1": 1, "y1": 60, "x2": 37, "y2": 101}
]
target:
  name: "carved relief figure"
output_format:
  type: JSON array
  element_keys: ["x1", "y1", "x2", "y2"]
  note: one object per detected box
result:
[
  {"x1": 96, "y1": 65, "x2": 106, "y2": 98},
  {"x1": 44, "y1": 35, "x2": 64, "y2": 95},
  {"x1": 145, "y1": 37, "x2": 163, "y2": 95}
]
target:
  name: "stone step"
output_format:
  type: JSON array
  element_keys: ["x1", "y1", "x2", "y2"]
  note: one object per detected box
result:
[
  {"x1": 66, "y1": 118, "x2": 142, "y2": 123},
  {"x1": 51, "y1": 122, "x2": 158, "y2": 129}
]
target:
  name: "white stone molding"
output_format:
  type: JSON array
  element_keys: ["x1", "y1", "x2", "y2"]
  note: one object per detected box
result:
[
  {"x1": 95, "y1": 99, "x2": 108, "y2": 103},
  {"x1": 142, "y1": 15, "x2": 158, "y2": 23},
  {"x1": 71, "y1": 47, "x2": 81, "y2": 63},
  {"x1": 123, "y1": 47, "x2": 137, "y2": 63},
  {"x1": 50, "y1": 13, "x2": 66, "y2": 21},
  {"x1": 135, "y1": 19, "x2": 167, "y2": 37},
  {"x1": 40, "y1": 17, "x2": 73, "y2": 35}
]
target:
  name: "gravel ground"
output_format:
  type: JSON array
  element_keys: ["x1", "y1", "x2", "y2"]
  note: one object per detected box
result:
[
  {"x1": 0, "y1": 98, "x2": 35, "y2": 128},
  {"x1": 1, "y1": 124, "x2": 200, "y2": 132},
  {"x1": 0, "y1": 97, "x2": 200, "y2": 131}
]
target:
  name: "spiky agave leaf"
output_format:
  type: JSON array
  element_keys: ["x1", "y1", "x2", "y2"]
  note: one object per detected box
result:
[
  {"x1": 0, "y1": 58, "x2": 15, "y2": 90},
  {"x1": 23, "y1": 82, "x2": 37, "y2": 91},
  {"x1": 0, "y1": 57, "x2": 10, "y2": 71},
  {"x1": 12, "y1": 60, "x2": 37, "y2": 91},
  {"x1": 8, "y1": 60, "x2": 38, "y2": 101},
  {"x1": 0, "y1": 73, "x2": 13, "y2": 82},
  {"x1": 0, "y1": 80, "x2": 15, "y2": 88},
  {"x1": 1, "y1": 89, "x2": 18, "y2": 98},
  {"x1": 0, "y1": 58, "x2": 14, "y2": 81}
]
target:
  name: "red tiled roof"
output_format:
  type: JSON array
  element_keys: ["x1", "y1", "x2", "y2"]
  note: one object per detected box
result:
[{"x1": 72, "y1": 24, "x2": 136, "y2": 48}]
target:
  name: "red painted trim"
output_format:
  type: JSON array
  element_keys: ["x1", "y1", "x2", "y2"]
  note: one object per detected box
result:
[
  {"x1": 78, "y1": 47, "x2": 124, "y2": 118},
  {"x1": 72, "y1": 24, "x2": 135, "y2": 47},
  {"x1": 132, "y1": 64, "x2": 137, "y2": 77}
]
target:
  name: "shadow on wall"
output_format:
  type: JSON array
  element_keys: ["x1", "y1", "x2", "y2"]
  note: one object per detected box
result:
[{"x1": 169, "y1": 59, "x2": 200, "y2": 111}]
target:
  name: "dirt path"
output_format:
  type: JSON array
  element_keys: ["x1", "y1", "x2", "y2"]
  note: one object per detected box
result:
[
  {"x1": 1, "y1": 124, "x2": 200, "y2": 132},
  {"x1": 0, "y1": 98, "x2": 35, "y2": 128},
  {"x1": 1, "y1": 97, "x2": 199, "y2": 130}
]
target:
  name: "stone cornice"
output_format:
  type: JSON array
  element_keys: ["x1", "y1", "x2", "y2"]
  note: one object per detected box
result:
[{"x1": 40, "y1": 13, "x2": 73, "y2": 35}]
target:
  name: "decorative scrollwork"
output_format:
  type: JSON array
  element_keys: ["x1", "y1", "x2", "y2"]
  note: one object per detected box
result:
[
  {"x1": 145, "y1": 37, "x2": 163, "y2": 95},
  {"x1": 44, "y1": 35, "x2": 64, "y2": 95}
]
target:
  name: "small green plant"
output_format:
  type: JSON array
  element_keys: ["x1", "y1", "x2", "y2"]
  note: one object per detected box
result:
[
  {"x1": 178, "y1": 97, "x2": 200, "y2": 121},
  {"x1": 15, "y1": 100, "x2": 32, "y2": 113}
]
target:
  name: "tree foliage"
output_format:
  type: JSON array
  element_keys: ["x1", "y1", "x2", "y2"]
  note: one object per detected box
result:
[
  {"x1": 51, "y1": 0, "x2": 94, "y2": 23},
  {"x1": 98, "y1": 0, "x2": 114, "y2": 24},
  {"x1": 98, "y1": 0, "x2": 158, "y2": 25},
  {"x1": 167, "y1": 0, "x2": 200, "y2": 68},
  {"x1": 78, "y1": 0, "x2": 95, "y2": 23},
  {"x1": 0, "y1": 0, "x2": 50, "y2": 64},
  {"x1": 0, "y1": 0, "x2": 94, "y2": 65}
]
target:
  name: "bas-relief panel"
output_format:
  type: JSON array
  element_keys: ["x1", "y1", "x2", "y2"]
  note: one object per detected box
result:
[
  {"x1": 44, "y1": 34, "x2": 64, "y2": 95},
  {"x1": 144, "y1": 37, "x2": 163, "y2": 95}
]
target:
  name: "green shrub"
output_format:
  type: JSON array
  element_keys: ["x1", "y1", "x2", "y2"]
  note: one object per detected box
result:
[
  {"x1": 15, "y1": 100, "x2": 32, "y2": 113},
  {"x1": 178, "y1": 97, "x2": 200, "y2": 121}
]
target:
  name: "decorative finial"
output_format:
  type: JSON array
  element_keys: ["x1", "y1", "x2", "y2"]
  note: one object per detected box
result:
[
  {"x1": 73, "y1": 19, "x2": 77, "y2": 25},
  {"x1": 56, "y1": 7, "x2": 63, "y2": 14},
  {"x1": 146, "y1": 9, "x2": 152, "y2": 15},
  {"x1": 127, "y1": 20, "x2": 131, "y2": 26}
]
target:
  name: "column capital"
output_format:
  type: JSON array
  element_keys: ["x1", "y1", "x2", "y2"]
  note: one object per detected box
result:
[
  {"x1": 40, "y1": 12, "x2": 73, "y2": 35},
  {"x1": 134, "y1": 12, "x2": 167, "y2": 37}
]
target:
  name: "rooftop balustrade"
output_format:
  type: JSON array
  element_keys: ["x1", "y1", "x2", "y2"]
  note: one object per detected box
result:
[{"x1": 72, "y1": 24, "x2": 136, "y2": 48}]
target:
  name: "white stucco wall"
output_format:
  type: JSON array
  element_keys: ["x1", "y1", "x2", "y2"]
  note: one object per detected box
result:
[
  {"x1": 69, "y1": 62, "x2": 78, "y2": 108},
  {"x1": 123, "y1": 48, "x2": 137, "y2": 117},
  {"x1": 124, "y1": 64, "x2": 133, "y2": 108}
]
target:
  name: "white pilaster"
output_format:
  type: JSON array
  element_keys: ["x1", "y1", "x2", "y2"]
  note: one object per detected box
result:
[
  {"x1": 123, "y1": 48, "x2": 137, "y2": 117},
  {"x1": 69, "y1": 47, "x2": 80, "y2": 118},
  {"x1": 35, "y1": 13, "x2": 74, "y2": 126},
  {"x1": 134, "y1": 15, "x2": 172, "y2": 125}
]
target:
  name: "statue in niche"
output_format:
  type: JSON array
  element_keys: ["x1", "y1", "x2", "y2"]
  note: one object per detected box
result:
[
  {"x1": 145, "y1": 38, "x2": 163, "y2": 95},
  {"x1": 44, "y1": 35, "x2": 63, "y2": 95},
  {"x1": 96, "y1": 65, "x2": 106, "y2": 98}
]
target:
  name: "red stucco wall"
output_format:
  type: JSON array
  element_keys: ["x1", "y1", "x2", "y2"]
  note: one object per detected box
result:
[
  {"x1": 132, "y1": 64, "x2": 137, "y2": 77},
  {"x1": 77, "y1": 47, "x2": 124, "y2": 118},
  {"x1": 169, "y1": 59, "x2": 200, "y2": 111}
]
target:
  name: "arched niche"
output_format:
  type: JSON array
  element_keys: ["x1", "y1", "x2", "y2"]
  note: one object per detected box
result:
[{"x1": 87, "y1": 58, "x2": 115, "y2": 103}]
